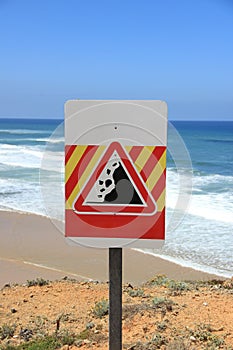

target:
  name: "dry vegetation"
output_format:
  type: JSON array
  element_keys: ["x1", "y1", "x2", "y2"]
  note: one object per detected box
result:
[{"x1": 0, "y1": 275, "x2": 232, "y2": 349}]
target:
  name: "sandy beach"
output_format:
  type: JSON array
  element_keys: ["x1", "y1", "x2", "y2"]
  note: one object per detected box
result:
[{"x1": 0, "y1": 211, "x2": 225, "y2": 288}]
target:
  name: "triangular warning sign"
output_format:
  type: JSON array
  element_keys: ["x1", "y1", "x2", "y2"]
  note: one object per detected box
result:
[{"x1": 73, "y1": 142, "x2": 157, "y2": 216}]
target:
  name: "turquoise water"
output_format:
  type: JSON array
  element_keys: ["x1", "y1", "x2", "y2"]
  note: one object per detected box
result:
[{"x1": 0, "y1": 118, "x2": 232, "y2": 277}]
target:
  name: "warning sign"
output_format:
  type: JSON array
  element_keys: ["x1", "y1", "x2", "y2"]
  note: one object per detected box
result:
[
  {"x1": 72, "y1": 142, "x2": 157, "y2": 216},
  {"x1": 65, "y1": 100, "x2": 167, "y2": 248}
]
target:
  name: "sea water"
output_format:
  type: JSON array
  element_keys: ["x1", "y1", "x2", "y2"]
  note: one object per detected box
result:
[{"x1": 0, "y1": 118, "x2": 232, "y2": 277}]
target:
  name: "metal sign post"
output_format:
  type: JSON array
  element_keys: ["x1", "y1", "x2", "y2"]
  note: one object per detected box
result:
[{"x1": 109, "y1": 248, "x2": 122, "y2": 350}]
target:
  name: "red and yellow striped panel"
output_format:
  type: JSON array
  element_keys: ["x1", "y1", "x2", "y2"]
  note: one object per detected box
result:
[{"x1": 65, "y1": 144, "x2": 166, "y2": 212}]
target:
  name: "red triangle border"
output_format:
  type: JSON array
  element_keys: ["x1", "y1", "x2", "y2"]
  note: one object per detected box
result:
[{"x1": 73, "y1": 142, "x2": 157, "y2": 216}]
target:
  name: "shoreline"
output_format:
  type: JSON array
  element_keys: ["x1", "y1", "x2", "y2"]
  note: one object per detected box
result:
[
  {"x1": 133, "y1": 248, "x2": 232, "y2": 279},
  {"x1": 0, "y1": 210, "x2": 229, "y2": 288}
]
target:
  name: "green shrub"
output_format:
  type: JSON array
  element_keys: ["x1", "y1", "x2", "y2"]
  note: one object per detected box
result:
[
  {"x1": 152, "y1": 297, "x2": 173, "y2": 307},
  {"x1": 93, "y1": 299, "x2": 109, "y2": 318},
  {"x1": 149, "y1": 274, "x2": 170, "y2": 286},
  {"x1": 128, "y1": 288, "x2": 144, "y2": 297},
  {"x1": 0, "y1": 324, "x2": 16, "y2": 340},
  {"x1": 26, "y1": 278, "x2": 49, "y2": 287},
  {"x1": 148, "y1": 275, "x2": 191, "y2": 293},
  {"x1": 18, "y1": 336, "x2": 61, "y2": 350},
  {"x1": 77, "y1": 328, "x2": 91, "y2": 340},
  {"x1": 2, "y1": 334, "x2": 77, "y2": 350},
  {"x1": 168, "y1": 280, "x2": 190, "y2": 293},
  {"x1": 189, "y1": 323, "x2": 225, "y2": 348},
  {"x1": 151, "y1": 333, "x2": 167, "y2": 347}
]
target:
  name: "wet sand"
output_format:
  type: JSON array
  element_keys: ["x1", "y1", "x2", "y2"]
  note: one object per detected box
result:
[{"x1": 0, "y1": 211, "x2": 224, "y2": 288}]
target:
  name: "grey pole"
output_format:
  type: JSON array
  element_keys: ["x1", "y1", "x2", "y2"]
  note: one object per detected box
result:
[{"x1": 109, "y1": 248, "x2": 122, "y2": 350}]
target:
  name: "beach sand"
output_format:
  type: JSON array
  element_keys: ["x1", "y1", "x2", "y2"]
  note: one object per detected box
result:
[{"x1": 0, "y1": 211, "x2": 224, "y2": 288}]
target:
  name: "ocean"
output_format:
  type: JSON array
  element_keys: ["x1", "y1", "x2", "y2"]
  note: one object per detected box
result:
[{"x1": 0, "y1": 118, "x2": 232, "y2": 278}]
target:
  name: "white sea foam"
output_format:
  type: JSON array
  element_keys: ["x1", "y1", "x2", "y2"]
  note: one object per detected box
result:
[
  {"x1": 0, "y1": 178, "x2": 47, "y2": 216},
  {"x1": 187, "y1": 193, "x2": 233, "y2": 224},
  {"x1": 40, "y1": 150, "x2": 64, "y2": 172},
  {"x1": 134, "y1": 248, "x2": 233, "y2": 278},
  {"x1": 1, "y1": 137, "x2": 64, "y2": 144},
  {"x1": 0, "y1": 143, "x2": 63, "y2": 171},
  {"x1": 0, "y1": 129, "x2": 50, "y2": 135},
  {"x1": 35, "y1": 137, "x2": 64, "y2": 144},
  {"x1": 166, "y1": 169, "x2": 233, "y2": 224},
  {"x1": 0, "y1": 144, "x2": 43, "y2": 168}
]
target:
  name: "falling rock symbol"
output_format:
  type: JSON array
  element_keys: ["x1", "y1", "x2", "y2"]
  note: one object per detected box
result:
[{"x1": 87, "y1": 155, "x2": 143, "y2": 205}]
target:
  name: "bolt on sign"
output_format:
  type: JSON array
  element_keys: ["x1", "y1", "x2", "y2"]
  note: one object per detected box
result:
[{"x1": 65, "y1": 100, "x2": 167, "y2": 248}]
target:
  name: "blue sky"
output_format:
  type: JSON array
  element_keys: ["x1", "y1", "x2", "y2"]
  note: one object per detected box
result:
[{"x1": 0, "y1": 0, "x2": 232, "y2": 120}]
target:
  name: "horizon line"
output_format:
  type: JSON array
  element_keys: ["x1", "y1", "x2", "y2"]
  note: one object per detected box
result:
[{"x1": 0, "y1": 116, "x2": 233, "y2": 122}]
